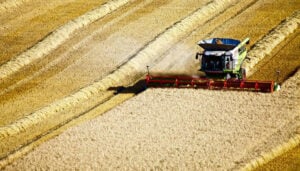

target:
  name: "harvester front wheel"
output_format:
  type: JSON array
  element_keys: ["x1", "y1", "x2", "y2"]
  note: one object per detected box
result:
[{"x1": 239, "y1": 68, "x2": 246, "y2": 80}]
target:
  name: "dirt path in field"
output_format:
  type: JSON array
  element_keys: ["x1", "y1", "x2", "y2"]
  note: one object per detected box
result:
[
  {"x1": 0, "y1": 0, "x2": 210, "y2": 126},
  {"x1": 0, "y1": 0, "x2": 108, "y2": 64},
  {"x1": 2, "y1": 0, "x2": 299, "y2": 170}
]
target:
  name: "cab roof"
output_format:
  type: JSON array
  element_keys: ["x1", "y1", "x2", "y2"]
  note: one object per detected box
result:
[{"x1": 198, "y1": 38, "x2": 240, "y2": 51}]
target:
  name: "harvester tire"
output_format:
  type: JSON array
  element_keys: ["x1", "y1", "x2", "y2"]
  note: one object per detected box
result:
[{"x1": 239, "y1": 68, "x2": 246, "y2": 80}]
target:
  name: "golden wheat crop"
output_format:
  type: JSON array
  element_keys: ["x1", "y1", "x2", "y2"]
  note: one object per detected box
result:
[
  {"x1": 0, "y1": 0, "x2": 29, "y2": 12},
  {"x1": 0, "y1": 0, "x2": 131, "y2": 81},
  {"x1": 1, "y1": 0, "x2": 299, "y2": 170},
  {"x1": 244, "y1": 10, "x2": 300, "y2": 77}
]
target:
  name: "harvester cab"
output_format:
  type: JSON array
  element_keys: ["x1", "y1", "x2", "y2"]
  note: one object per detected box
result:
[{"x1": 196, "y1": 38, "x2": 250, "y2": 80}]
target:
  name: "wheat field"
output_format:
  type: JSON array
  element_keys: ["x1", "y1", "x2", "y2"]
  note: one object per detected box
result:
[{"x1": 0, "y1": 0, "x2": 299, "y2": 170}]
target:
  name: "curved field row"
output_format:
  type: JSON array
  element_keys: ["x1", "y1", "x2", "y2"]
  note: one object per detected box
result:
[
  {"x1": 0, "y1": 0, "x2": 109, "y2": 64},
  {"x1": 1, "y1": 0, "x2": 299, "y2": 169},
  {"x1": 0, "y1": 0, "x2": 131, "y2": 81},
  {"x1": 0, "y1": 0, "x2": 224, "y2": 165}
]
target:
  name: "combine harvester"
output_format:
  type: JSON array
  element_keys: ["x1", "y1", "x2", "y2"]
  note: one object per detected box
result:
[{"x1": 146, "y1": 38, "x2": 279, "y2": 93}]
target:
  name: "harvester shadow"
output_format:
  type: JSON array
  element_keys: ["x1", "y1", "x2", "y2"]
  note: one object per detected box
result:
[
  {"x1": 107, "y1": 79, "x2": 147, "y2": 95},
  {"x1": 107, "y1": 72, "x2": 206, "y2": 95}
]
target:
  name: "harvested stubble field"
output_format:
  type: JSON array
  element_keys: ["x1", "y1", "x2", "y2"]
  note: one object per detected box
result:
[
  {"x1": 4, "y1": 70, "x2": 300, "y2": 170},
  {"x1": 0, "y1": 0, "x2": 108, "y2": 64},
  {"x1": 0, "y1": 0, "x2": 300, "y2": 170}
]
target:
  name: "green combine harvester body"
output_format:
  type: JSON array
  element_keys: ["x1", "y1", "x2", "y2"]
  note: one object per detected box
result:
[
  {"x1": 196, "y1": 37, "x2": 250, "y2": 79},
  {"x1": 145, "y1": 37, "x2": 277, "y2": 93}
]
